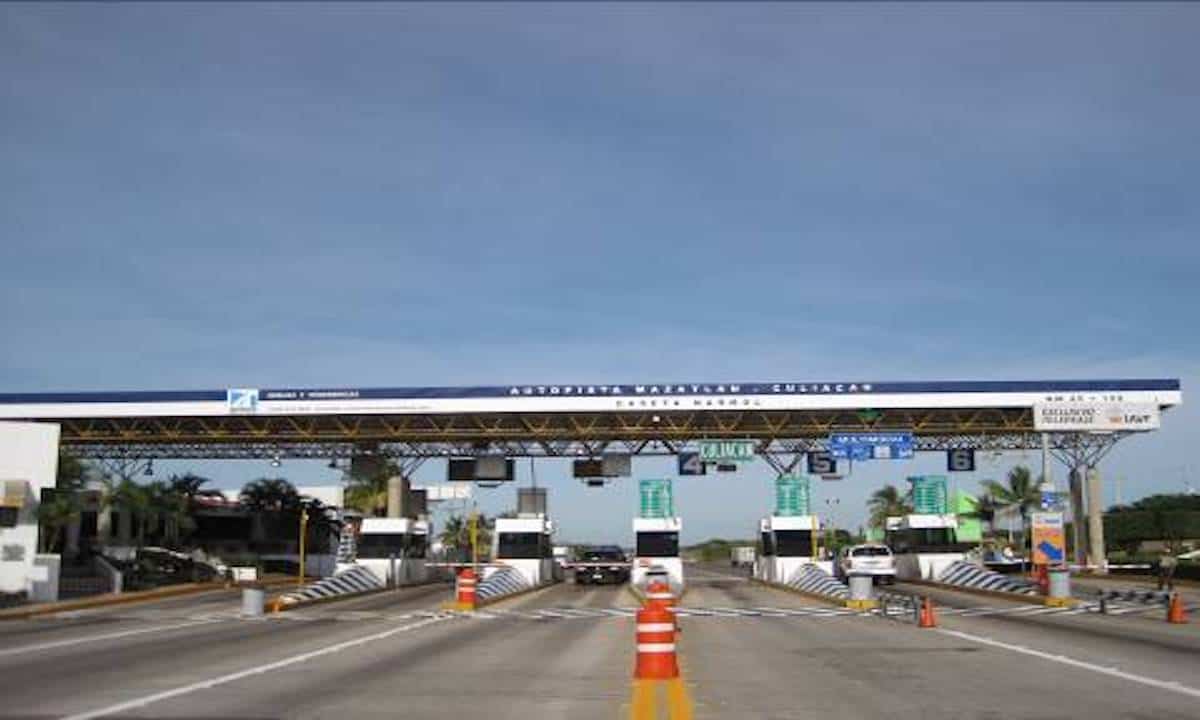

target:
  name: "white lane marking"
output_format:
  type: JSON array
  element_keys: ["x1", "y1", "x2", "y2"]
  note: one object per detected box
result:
[
  {"x1": 60, "y1": 615, "x2": 449, "y2": 720},
  {"x1": 0, "y1": 619, "x2": 220, "y2": 658},
  {"x1": 936, "y1": 628, "x2": 1200, "y2": 700}
]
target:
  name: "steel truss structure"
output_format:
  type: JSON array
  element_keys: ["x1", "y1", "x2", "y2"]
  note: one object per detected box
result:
[{"x1": 55, "y1": 407, "x2": 1135, "y2": 463}]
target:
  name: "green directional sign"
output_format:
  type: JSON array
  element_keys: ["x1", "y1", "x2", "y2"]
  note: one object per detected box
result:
[
  {"x1": 775, "y1": 475, "x2": 810, "y2": 516},
  {"x1": 698, "y1": 439, "x2": 756, "y2": 463},
  {"x1": 638, "y1": 479, "x2": 674, "y2": 518},
  {"x1": 910, "y1": 475, "x2": 948, "y2": 515}
]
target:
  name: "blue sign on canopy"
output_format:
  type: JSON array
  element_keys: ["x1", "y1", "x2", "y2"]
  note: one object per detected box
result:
[{"x1": 828, "y1": 432, "x2": 915, "y2": 461}]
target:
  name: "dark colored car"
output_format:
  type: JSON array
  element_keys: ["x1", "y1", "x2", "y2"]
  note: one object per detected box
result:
[{"x1": 574, "y1": 545, "x2": 630, "y2": 585}]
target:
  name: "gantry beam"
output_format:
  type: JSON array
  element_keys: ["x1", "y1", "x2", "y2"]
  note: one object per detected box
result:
[
  {"x1": 54, "y1": 406, "x2": 1036, "y2": 452},
  {"x1": 50, "y1": 406, "x2": 1128, "y2": 460}
]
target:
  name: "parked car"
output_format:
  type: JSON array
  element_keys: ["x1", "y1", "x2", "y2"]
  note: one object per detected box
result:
[
  {"x1": 573, "y1": 545, "x2": 630, "y2": 585},
  {"x1": 835, "y1": 543, "x2": 896, "y2": 584}
]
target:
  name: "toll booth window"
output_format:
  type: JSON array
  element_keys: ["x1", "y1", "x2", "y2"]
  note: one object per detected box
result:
[
  {"x1": 357, "y1": 533, "x2": 406, "y2": 559},
  {"x1": 636, "y1": 531, "x2": 679, "y2": 558},
  {"x1": 497, "y1": 532, "x2": 543, "y2": 559},
  {"x1": 760, "y1": 532, "x2": 775, "y2": 556},
  {"x1": 406, "y1": 534, "x2": 427, "y2": 559},
  {"x1": 889, "y1": 528, "x2": 971, "y2": 554},
  {"x1": 773, "y1": 530, "x2": 814, "y2": 557}
]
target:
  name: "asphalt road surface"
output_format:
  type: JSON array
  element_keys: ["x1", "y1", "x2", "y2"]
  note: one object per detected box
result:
[{"x1": 1, "y1": 569, "x2": 1197, "y2": 719}]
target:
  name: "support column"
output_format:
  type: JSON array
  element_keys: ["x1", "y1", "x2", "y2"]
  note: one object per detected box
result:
[
  {"x1": 97, "y1": 497, "x2": 112, "y2": 545},
  {"x1": 65, "y1": 515, "x2": 81, "y2": 557},
  {"x1": 386, "y1": 475, "x2": 411, "y2": 518},
  {"x1": 1086, "y1": 466, "x2": 1107, "y2": 573},
  {"x1": 1041, "y1": 433, "x2": 1052, "y2": 488},
  {"x1": 116, "y1": 510, "x2": 133, "y2": 546},
  {"x1": 1069, "y1": 466, "x2": 1086, "y2": 566}
]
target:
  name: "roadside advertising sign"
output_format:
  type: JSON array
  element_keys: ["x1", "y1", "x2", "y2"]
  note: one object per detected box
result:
[
  {"x1": 1031, "y1": 512, "x2": 1066, "y2": 565},
  {"x1": 1032, "y1": 402, "x2": 1160, "y2": 432}
]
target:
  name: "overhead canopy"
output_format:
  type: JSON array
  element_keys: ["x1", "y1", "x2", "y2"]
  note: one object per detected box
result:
[{"x1": 0, "y1": 379, "x2": 1181, "y2": 458}]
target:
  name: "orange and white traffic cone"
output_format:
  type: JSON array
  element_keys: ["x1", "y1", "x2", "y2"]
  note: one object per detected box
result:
[
  {"x1": 634, "y1": 604, "x2": 679, "y2": 681},
  {"x1": 456, "y1": 568, "x2": 478, "y2": 611},
  {"x1": 646, "y1": 580, "x2": 679, "y2": 630},
  {"x1": 918, "y1": 597, "x2": 937, "y2": 628},
  {"x1": 1167, "y1": 593, "x2": 1188, "y2": 624}
]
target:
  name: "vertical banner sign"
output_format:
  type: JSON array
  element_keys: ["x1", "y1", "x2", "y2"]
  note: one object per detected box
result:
[
  {"x1": 1031, "y1": 512, "x2": 1066, "y2": 565},
  {"x1": 638, "y1": 479, "x2": 674, "y2": 518},
  {"x1": 909, "y1": 475, "x2": 948, "y2": 515},
  {"x1": 775, "y1": 475, "x2": 810, "y2": 516}
]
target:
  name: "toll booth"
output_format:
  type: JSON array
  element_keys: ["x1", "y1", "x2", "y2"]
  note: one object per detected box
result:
[
  {"x1": 632, "y1": 516, "x2": 683, "y2": 591},
  {"x1": 765, "y1": 515, "x2": 830, "y2": 583},
  {"x1": 887, "y1": 514, "x2": 968, "y2": 581},
  {"x1": 492, "y1": 515, "x2": 557, "y2": 586},
  {"x1": 353, "y1": 517, "x2": 428, "y2": 586},
  {"x1": 755, "y1": 517, "x2": 775, "y2": 583}
]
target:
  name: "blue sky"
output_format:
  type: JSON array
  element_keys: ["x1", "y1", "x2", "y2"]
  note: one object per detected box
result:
[{"x1": 2, "y1": 3, "x2": 1197, "y2": 542}]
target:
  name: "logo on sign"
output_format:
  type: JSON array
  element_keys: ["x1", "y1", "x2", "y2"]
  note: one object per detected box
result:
[{"x1": 227, "y1": 388, "x2": 259, "y2": 413}]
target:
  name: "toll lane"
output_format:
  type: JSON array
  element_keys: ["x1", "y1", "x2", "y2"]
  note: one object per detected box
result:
[
  {"x1": 28, "y1": 582, "x2": 636, "y2": 720},
  {"x1": 0, "y1": 582, "x2": 453, "y2": 719},
  {"x1": 0, "y1": 586, "x2": 249, "y2": 646},
  {"x1": 8, "y1": 576, "x2": 1199, "y2": 719},
  {"x1": 680, "y1": 580, "x2": 1199, "y2": 719},
  {"x1": 890, "y1": 581, "x2": 1200, "y2": 688}
]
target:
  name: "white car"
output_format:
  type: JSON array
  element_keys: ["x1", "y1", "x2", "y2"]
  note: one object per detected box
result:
[{"x1": 836, "y1": 544, "x2": 896, "y2": 584}]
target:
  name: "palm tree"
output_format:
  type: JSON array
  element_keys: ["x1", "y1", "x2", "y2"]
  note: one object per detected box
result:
[
  {"x1": 39, "y1": 454, "x2": 91, "y2": 552},
  {"x1": 169, "y1": 473, "x2": 224, "y2": 508},
  {"x1": 38, "y1": 492, "x2": 80, "y2": 553},
  {"x1": 240, "y1": 478, "x2": 300, "y2": 546},
  {"x1": 143, "y1": 480, "x2": 194, "y2": 548},
  {"x1": 56, "y1": 454, "x2": 92, "y2": 490},
  {"x1": 164, "y1": 473, "x2": 223, "y2": 547},
  {"x1": 239, "y1": 477, "x2": 300, "y2": 512},
  {"x1": 867, "y1": 484, "x2": 913, "y2": 529},
  {"x1": 439, "y1": 513, "x2": 492, "y2": 561},
  {"x1": 959, "y1": 492, "x2": 1002, "y2": 537},
  {"x1": 981, "y1": 465, "x2": 1042, "y2": 553},
  {"x1": 105, "y1": 477, "x2": 152, "y2": 549},
  {"x1": 297, "y1": 497, "x2": 342, "y2": 554},
  {"x1": 342, "y1": 460, "x2": 400, "y2": 517}
]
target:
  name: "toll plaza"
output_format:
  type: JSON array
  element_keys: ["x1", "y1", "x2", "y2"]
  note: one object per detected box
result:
[
  {"x1": 0, "y1": 378, "x2": 1185, "y2": 597},
  {"x1": 0, "y1": 377, "x2": 1195, "y2": 720}
]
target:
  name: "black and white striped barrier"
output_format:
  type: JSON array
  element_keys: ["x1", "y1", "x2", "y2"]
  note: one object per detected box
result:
[
  {"x1": 937, "y1": 561, "x2": 1039, "y2": 595},
  {"x1": 277, "y1": 566, "x2": 384, "y2": 606},
  {"x1": 1093, "y1": 589, "x2": 1171, "y2": 614},
  {"x1": 785, "y1": 565, "x2": 850, "y2": 600},
  {"x1": 475, "y1": 567, "x2": 532, "y2": 602}
]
